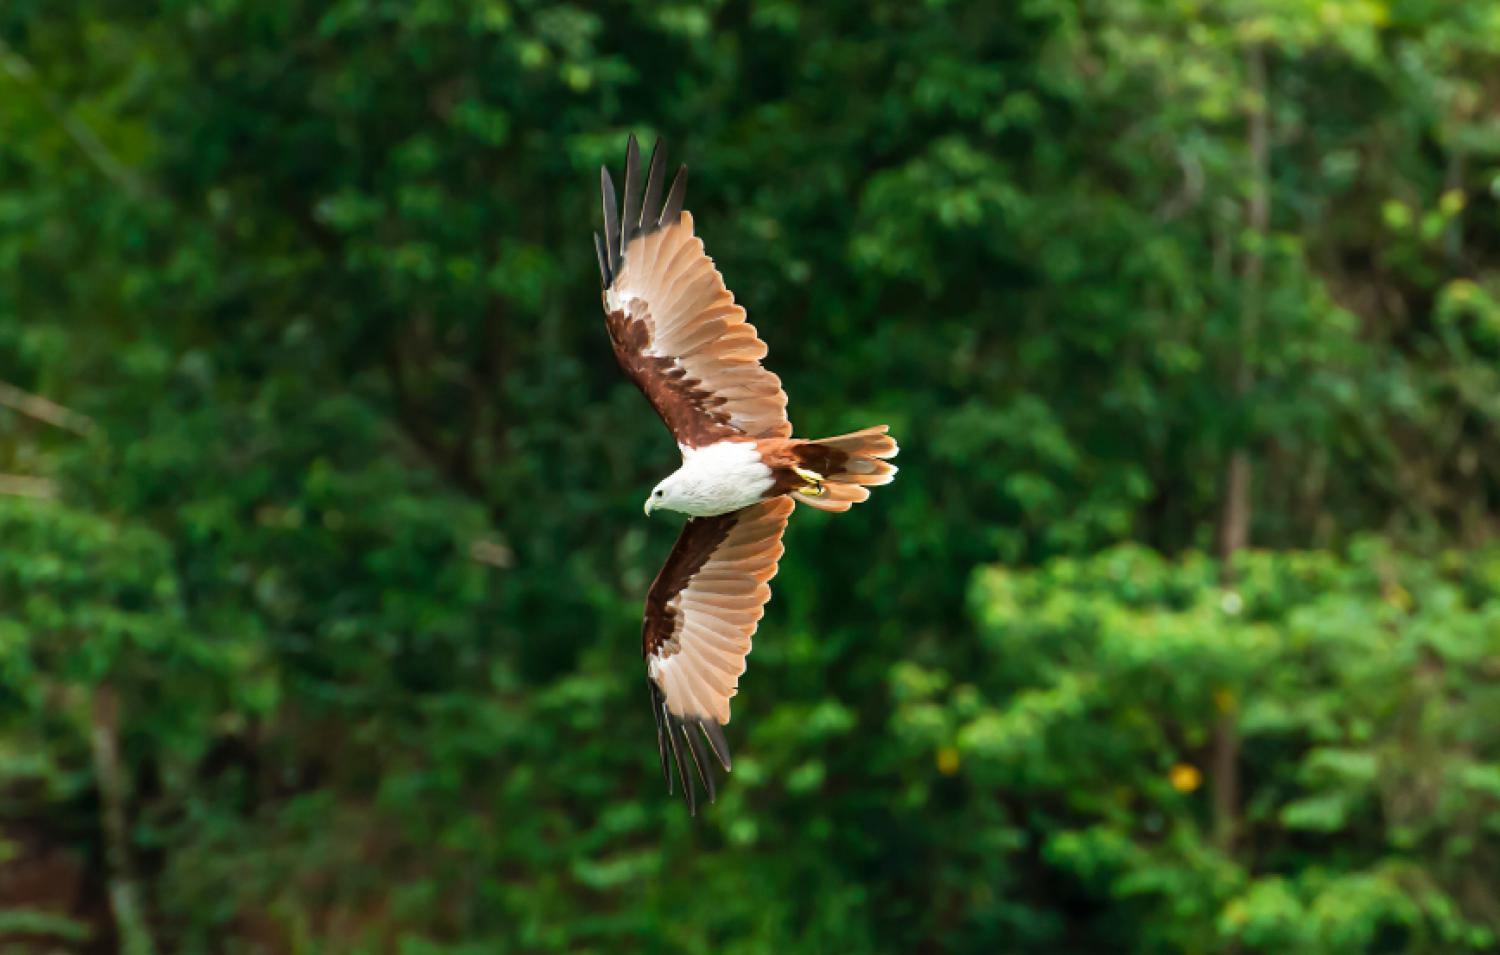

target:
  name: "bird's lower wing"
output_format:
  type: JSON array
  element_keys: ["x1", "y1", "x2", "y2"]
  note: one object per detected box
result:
[{"x1": 641, "y1": 497, "x2": 794, "y2": 811}]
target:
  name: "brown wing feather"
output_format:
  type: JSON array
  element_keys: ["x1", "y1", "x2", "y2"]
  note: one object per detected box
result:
[
  {"x1": 599, "y1": 137, "x2": 791, "y2": 447},
  {"x1": 641, "y1": 497, "x2": 794, "y2": 811}
]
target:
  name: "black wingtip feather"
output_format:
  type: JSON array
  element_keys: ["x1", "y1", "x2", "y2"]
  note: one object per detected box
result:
[
  {"x1": 665, "y1": 710, "x2": 693, "y2": 813},
  {"x1": 700, "y1": 720, "x2": 732, "y2": 772},
  {"x1": 648, "y1": 681, "x2": 730, "y2": 813},
  {"x1": 593, "y1": 232, "x2": 611, "y2": 288},
  {"x1": 649, "y1": 680, "x2": 671, "y2": 789},
  {"x1": 621, "y1": 135, "x2": 641, "y2": 252},
  {"x1": 683, "y1": 726, "x2": 716, "y2": 804},
  {"x1": 598, "y1": 139, "x2": 690, "y2": 290},
  {"x1": 600, "y1": 166, "x2": 620, "y2": 279},
  {"x1": 659, "y1": 163, "x2": 688, "y2": 227},
  {"x1": 640, "y1": 139, "x2": 666, "y2": 233},
  {"x1": 676, "y1": 722, "x2": 701, "y2": 815}
]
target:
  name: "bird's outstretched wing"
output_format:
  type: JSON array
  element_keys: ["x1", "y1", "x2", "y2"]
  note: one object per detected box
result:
[
  {"x1": 597, "y1": 136, "x2": 791, "y2": 447},
  {"x1": 642, "y1": 497, "x2": 794, "y2": 812}
]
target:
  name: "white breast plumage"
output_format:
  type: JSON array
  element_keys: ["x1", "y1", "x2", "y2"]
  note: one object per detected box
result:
[{"x1": 671, "y1": 441, "x2": 774, "y2": 517}]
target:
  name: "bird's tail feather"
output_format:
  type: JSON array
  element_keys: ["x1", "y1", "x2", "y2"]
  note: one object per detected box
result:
[{"x1": 794, "y1": 425, "x2": 899, "y2": 512}]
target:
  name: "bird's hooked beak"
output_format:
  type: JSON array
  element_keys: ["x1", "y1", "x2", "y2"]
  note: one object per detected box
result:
[{"x1": 643, "y1": 496, "x2": 655, "y2": 517}]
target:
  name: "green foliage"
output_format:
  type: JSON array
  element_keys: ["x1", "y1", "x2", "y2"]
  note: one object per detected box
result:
[
  {"x1": 0, "y1": 0, "x2": 1497, "y2": 952},
  {"x1": 949, "y1": 542, "x2": 1500, "y2": 952}
]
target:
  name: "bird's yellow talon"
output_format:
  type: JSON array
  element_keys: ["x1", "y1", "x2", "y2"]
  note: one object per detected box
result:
[{"x1": 793, "y1": 466, "x2": 826, "y2": 497}]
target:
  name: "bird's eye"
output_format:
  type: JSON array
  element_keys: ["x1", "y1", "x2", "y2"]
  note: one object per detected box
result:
[{"x1": 654, "y1": 490, "x2": 663, "y2": 497}]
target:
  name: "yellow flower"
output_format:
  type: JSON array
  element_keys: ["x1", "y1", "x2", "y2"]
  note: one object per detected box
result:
[
  {"x1": 1384, "y1": 584, "x2": 1413, "y2": 612},
  {"x1": 1169, "y1": 763, "x2": 1203, "y2": 793},
  {"x1": 935, "y1": 746, "x2": 960, "y2": 776}
]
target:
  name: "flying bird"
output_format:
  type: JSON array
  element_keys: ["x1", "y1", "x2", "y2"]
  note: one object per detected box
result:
[{"x1": 595, "y1": 136, "x2": 899, "y2": 812}]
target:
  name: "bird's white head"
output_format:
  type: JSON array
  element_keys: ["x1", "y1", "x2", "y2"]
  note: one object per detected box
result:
[
  {"x1": 644, "y1": 471, "x2": 705, "y2": 516},
  {"x1": 643, "y1": 476, "x2": 676, "y2": 516}
]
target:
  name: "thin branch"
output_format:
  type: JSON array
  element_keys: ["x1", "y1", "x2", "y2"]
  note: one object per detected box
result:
[
  {"x1": 0, "y1": 380, "x2": 96, "y2": 436},
  {"x1": 0, "y1": 474, "x2": 57, "y2": 499},
  {"x1": 0, "y1": 37, "x2": 154, "y2": 202},
  {"x1": 469, "y1": 538, "x2": 515, "y2": 569}
]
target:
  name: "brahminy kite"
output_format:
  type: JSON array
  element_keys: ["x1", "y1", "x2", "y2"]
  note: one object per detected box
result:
[{"x1": 595, "y1": 137, "x2": 899, "y2": 811}]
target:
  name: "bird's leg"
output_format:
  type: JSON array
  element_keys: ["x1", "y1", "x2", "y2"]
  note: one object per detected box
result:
[{"x1": 793, "y1": 466, "x2": 827, "y2": 497}]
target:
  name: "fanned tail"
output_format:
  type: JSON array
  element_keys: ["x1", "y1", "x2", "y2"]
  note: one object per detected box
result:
[{"x1": 792, "y1": 425, "x2": 899, "y2": 512}]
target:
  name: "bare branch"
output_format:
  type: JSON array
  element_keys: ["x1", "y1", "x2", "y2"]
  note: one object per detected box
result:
[
  {"x1": 0, "y1": 474, "x2": 57, "y2": 499},
  {"x1": 0, "y1": 380, "x2": 96, "y2": 436},
  {"x1": 469, "y1": 538, "x2": 515, "y2": 569}
]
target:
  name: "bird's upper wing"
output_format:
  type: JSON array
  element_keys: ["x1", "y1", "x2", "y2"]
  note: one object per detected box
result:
[
  {"x1": 596, "y1": 137, "x2": 791, "y2": 447},
  {"x1": 642, "y1": 496, "x2": 794, "y2": 811}
]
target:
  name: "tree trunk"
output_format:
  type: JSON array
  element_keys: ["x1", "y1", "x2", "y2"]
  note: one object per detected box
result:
[
  {"x1": 90, "y1": 687, "x2": 158, "y2": 955},
  {"x1": 1213, "y1": 42, "x2": 1270, "y2": 855}
]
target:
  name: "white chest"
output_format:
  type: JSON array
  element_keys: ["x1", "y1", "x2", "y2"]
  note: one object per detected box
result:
[{"x1": 668, "y1": 441, "x2": 775, "y2": 517}]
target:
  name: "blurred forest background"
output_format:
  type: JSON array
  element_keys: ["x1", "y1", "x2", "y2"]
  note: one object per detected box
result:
[{"x1": 2, "y1": 1, "x2": 1499, "y2": 952}]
